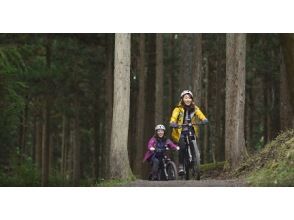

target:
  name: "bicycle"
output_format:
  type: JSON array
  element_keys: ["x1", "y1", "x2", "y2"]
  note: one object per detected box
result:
[
  {"x1": 177, "y1": 121, "x2": 206, "y2": 180},
  {"x1": 149, "y1": 146, "x2": 178, "y2": 181}
]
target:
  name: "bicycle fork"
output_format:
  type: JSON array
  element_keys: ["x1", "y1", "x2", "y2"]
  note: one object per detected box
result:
[{"x1": 163, "y1": 160, "x2": 168, "y2": 179}]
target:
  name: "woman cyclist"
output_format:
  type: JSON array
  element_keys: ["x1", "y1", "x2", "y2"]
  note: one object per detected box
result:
[{"x1": 169, "y1": 90, "x2": 208, "y2": 175}]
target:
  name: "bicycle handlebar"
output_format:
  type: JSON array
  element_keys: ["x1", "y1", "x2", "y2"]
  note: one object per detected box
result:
[{"x1": 177, "y1": 122, "x2": 206, "y2": 128}]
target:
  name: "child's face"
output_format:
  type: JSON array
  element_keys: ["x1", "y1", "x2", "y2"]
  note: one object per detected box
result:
[
  {"x1": 157, "y1": 129, "x2": 164, "y2": 138},
  {"x1": 183, "y1": 94, "x2": 192, "y2": 106}
]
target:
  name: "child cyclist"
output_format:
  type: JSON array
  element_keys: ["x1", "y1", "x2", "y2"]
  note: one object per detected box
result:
[
  {"x1": 169, "y1": 90, "x2": 208, "y2": 175},
  {"x1": 143, "y1": 124, "x2": 180, "y2": 180}
]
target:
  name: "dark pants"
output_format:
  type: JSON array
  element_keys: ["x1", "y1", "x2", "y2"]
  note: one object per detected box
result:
[{"x1": 150, "y1": 156, "x2": 160, "y2": 179}]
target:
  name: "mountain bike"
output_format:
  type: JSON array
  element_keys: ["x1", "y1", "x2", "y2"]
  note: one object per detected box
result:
[
  {"x1": 149, "y1": 146, "x2": 178, "y2": 181},
  {"x1": 178, "y1": 121, "x2": 206, "y2": 180}
]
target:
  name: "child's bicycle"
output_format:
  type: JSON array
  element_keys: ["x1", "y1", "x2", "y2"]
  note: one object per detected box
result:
[{"x1": 149, "y1": 146, "x2": 178, "y2": 181}]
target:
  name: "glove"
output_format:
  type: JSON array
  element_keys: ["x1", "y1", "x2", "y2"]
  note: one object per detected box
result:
[
  {"x1": 170, "y1": 122, "x2": 178, "y2": 128},
  {"x1": 150, "y1": 147, "x2": 155, "y2": 151},
  {"x1": 202, "y1": 119, "x2": 209, "y2": 124},
  {"x1": 176, "y1": 146, "x2": 180, "y2": 151}
]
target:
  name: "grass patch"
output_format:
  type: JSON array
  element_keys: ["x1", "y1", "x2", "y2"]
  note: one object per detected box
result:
[
  {"x1": 200, "y1": 161, "x2": 225, "y2": 171},
  {"x1": 233, "y1": 129, "x2": 294, "y2": 186},
  {"x1": 94, "y1": 177, "x2": 135, "y2": 187}
]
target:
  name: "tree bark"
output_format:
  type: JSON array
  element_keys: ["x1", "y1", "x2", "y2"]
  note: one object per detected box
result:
[
  {"x1": 280, "y1": 46, "x2": 294, "y2": 130},
  {"x1": 192, "y1": 34, "x2": 202, "y2": 105},
  {"x1": 72, "y1": 99, "x2": 80, "y2": 186},
  {"x1": 103, "y1": 34, "x2": 114, "y2": 179},
  {"x1": 167, "y1": 33, "x2": 175, "y2": 113},
  {"x1": 109, "y1": 33, "x2": 132, "y2": 179},
  {"x1": 155, "y1": 33, "x2": 163, "y2": 125},
  {"x1": 179, "y1": 34, "x2": 193, "y2": 92},
  {"x1": 203, "y1": 55, "x2": 209, "y2": 163},
  {"x1": 215, "y1": 34, "x2": 226, "y2": 162},
  {"x1": 225, "y1": 33, "x2": 247, "y2": 169},
  {"x1": 35, "y1": 111, "x2": 43, "y2": 170},
  {"x1": 61, "y1": 114, "x2": 70, "y2": 178},
  {"x1": 281, "y1": 34, "x2": 294, "y2": 110},
  {"x1": 133, "y1": 34, "x2": 146, "y2": 177},
  {"x1": 19, "y1": 98, "x2": 28, "y2": 156},
  {"x1": 41, "y1": 99, "x2": 50, "y2": 186},
  {"x1": 41, "y1": 34, "x2": 52, "y2": 186}
]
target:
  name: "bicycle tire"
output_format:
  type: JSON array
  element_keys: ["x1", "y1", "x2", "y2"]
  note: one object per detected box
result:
[{"x1": 166, "y1": 161, "x2": 178, "y2": 180}]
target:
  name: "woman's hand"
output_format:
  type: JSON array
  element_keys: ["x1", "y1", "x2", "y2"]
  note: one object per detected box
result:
[{"x1": 170, "y1": 122, "x2": 178, "y2": 128}]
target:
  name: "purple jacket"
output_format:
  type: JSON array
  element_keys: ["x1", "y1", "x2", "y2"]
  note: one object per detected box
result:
[{"x1": 143, "y1": 137, "x2": 178, "y2": 162}]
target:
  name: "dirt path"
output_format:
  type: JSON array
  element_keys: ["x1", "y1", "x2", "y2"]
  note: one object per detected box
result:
[{"x1": 123, "y1": 178, "x2": 247, "y2": 187}]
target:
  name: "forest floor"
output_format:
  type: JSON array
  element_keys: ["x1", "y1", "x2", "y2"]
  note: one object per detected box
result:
[
  {"x1": 122, "y1": 178, "x2": 247, "y2": 187},
  {"x1": 122, "y1": 168, "x2": 248, "y2": 187}
]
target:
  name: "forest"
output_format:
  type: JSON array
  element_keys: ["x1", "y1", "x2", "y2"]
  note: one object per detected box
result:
[{"x1": 0, "y1": 33, "x2": 293, "y2": 187}]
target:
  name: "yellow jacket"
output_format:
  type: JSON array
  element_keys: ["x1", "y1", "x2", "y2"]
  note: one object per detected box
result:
[{"x1": 170, "y1": 104, "x2": 207, "y2": 143}]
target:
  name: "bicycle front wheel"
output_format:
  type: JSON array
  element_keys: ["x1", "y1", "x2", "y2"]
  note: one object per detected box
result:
[
  {"x1": 192, "y1": 141, "x2": 201, "y2": 180},
  {"x1": 166, "y1": 161, "x2": 178, "y2": 180}
]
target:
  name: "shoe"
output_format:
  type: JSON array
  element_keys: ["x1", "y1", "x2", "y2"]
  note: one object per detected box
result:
[
  {"x1": 178, "y1": 169, "x2": 185, "y2": 175},
  {"x1": 178, "y1": 164, "x2": 185, "y2": 175}
]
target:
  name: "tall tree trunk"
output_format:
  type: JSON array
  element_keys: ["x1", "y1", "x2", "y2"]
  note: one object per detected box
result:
[
  {"x1": 61, "y1": 114, "x2": 70, "y2": 178},
  {"x1": 207, "y1": 40, "x2": 218, "y2": 163},
  {"x1": 72, "y1": 99, "x2": 80, "y2": 186},
  {"x1": 141, "y1": 34, "x2": 156, "y2": 178},
  {"x1": 49, "y1": 133, "x2": 54, "y2": 175},
  {"x1": 41, "y1": 34, "x2": 52, "y2": 186},
  {"x1": 179, "y1": 34, "x2": 194, "y2": 92},
  {"x1": 92, "y1": 99, "x2": 100, "y2": 180},
  {"x1": 203, "y1": 55, "x2": 209, "y2": 163},
  {"x1": 133, "y1": 34, "x2": 146, "y2": 177},
  {"x1": 155, "y1": 33, "x2": 163, "y2": 125},
  {"x1": 35, "y1": 111, "x2": 43, "y2": 170},
  {"x1": 225, "y1": 33, "x2": 247, "y2": 169},
  {"x1": 103, "y1": 34, "x2": 114, "y2": 179},
  {"x1": 19, "y1": 98, "x2": 29, "y2": 156},
  {"x1": 167, "y1": 33, "x2": 175, "y2": 113},
  {"x1": 41, "y1": 99, "x2": 50, "y2": 186},
  {"x1": 281, "y1": 34, "x2": 294, "y2": 110},
  {"x1": 280, "y1": 47, "x2": 294, "y2": 130},
  {"x1": 109, "y1": 33, "x2": 132, "y2": 179},
  {"x1": 192, "y1": 34, "x2": 202, "y2": 105},
  {"x1": 263, "y1": 62, "x2": 272, "y2": 145},
  {"x1": 215, "y1": 34, "x2": 226, "y2": 162},
  {"x1": 34, "y1": 101, "x2": 42, "y2": 171}
]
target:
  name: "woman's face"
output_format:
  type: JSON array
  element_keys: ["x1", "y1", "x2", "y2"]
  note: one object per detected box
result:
[
  {"x1": 183, "y1": 94, "x2": 192, "y2": 106},
  {"x1": 156, "y1": 129, "x2": 164, "y2": 138}
]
